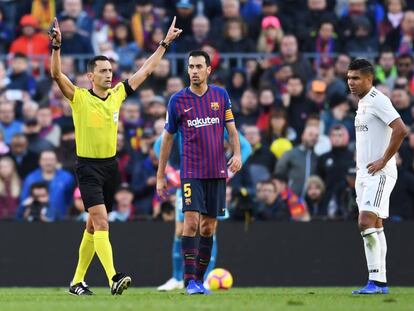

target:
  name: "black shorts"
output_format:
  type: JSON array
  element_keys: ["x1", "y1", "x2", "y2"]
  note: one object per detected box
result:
[
  {"x1": 181, "y1": 178, "x2": 226, "y2": 218},
  {"x1": 76, "y1": 156, "x2": 119, "y2": 212}
]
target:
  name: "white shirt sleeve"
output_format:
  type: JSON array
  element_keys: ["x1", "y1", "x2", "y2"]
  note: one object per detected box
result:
[{"x1": 372, "y1": 97, "x2": 401, "y2": 125}]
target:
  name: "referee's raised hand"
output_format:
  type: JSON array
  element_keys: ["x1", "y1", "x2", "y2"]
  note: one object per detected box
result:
[
  {"x1": 163, "y1": 16, "x2": 183, "y2": 44},
  {"x1": 48, "y1": 17, "x2": 62, "y2": 47}
]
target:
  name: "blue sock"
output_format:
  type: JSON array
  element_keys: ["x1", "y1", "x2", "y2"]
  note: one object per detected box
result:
[
  {"x1": 172, "y1": 236, "x2": 183, "y2": 281},
  {"x1": 204, "y1": 234, "x2": 217, "y2": 280}
]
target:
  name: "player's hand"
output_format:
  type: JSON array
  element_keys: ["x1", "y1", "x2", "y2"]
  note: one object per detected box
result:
[
  {"x1": 156, "y1": 176, "x2": 169, "y2": 200},
  {"x1": 228, "y1": 155, "x2": 242, "y2": 174},
  {"x1": 366, "y1": 158, "x2": 386, "y2": 175},
  {"x1": 164, "y1": 16, "x2": 183, "y2": 44},
  {"x1": 48, "y1": 17, "x2": 62, "y2": 46}
]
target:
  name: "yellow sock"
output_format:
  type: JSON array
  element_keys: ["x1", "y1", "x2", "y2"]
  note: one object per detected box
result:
[
  {"x1": 94, "y1": 230, "x2": 116, "y2": 286},
  {"x1": 72, "y1": 230, "x2": 95, "y2": 285}
]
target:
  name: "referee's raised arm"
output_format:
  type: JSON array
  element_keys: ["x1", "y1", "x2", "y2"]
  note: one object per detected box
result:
[
  {"x1": 49, "y1": 17, "x2": 75, "y2": 101},
  {"x1": 128, "y1": 16, "x2": 182, "y2": 91}
]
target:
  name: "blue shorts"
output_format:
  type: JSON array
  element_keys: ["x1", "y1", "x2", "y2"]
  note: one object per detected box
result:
[{"x1": 181, "y1": 178, "x2": 226, "y2": 219}]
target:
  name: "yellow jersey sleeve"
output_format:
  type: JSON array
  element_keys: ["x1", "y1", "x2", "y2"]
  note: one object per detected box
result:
[
  {"x1": 70, "y1": 86, "x2": 88, "y2": 112},
  {"x1": 110, "y1": 82, "x2": 127, "y2": 110}
]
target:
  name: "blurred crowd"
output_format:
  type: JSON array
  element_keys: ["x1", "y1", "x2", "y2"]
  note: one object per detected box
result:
[{"x1": 1, "y1": 0, "x2": 414, "y2": 222}]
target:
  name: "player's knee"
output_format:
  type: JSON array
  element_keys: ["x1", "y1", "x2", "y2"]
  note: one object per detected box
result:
[
  {"x1": 358, "y1": 218, "x2": 374, "y2": 231},
  {"x1": 200, "y1": 224, "x2": 214, "y2": 237},
  {"x1": 92, "y1": 217, "x2": 109, "y2": 231}
]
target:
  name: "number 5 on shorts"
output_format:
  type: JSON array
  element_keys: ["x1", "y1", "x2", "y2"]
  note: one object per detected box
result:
[{"x1": 183, "y1": 183, "x2": 192, "y2": 198}]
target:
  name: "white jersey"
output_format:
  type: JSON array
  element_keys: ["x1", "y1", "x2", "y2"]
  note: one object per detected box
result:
[{"x1": 355, "y1": 87, "x2": 400, "y2": 179}]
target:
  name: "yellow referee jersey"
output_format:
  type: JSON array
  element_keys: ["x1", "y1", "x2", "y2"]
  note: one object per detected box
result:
[{"x1": 70, "y1": 81, "x2": 130, "y2": 158}]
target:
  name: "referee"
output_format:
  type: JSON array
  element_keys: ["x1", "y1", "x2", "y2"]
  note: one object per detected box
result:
[{"x1": 49, "y1": 17, "x2": 182, "y2": 296}]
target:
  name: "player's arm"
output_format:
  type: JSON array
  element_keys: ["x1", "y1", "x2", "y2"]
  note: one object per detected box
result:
[
  {"x1": 49, "y1": 17, "x2": 75, "y2": 101},
  {"x1": 128, "y1": 17, "x2": 182, "y2": 91},
  {"x1": 226, "y1": 121, "x2": 242, "y2": 174},
  {"x1": 156, "y1": 130, "x2": 174, "y2": 200},
  {"x1": 367, "y1": 117, "x2": 408, "y2": 174}
]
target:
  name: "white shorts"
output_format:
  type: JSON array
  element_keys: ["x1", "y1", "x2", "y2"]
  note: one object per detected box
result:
[{"x1": 355, "y1": 173, "x2": 396, "y2": 219}]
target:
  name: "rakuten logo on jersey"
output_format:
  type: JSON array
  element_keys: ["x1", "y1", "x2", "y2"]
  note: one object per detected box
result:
[{"x1": 187, "y1": 117, "x2": 220, "y2": 128}]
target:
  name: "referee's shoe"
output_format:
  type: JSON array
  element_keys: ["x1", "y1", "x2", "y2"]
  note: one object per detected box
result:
[
  {"x1": 69, "y1": 281, "x2": 94, "y2": 296},
  {"x1": 111, "y1": 272, "x2": 132, "y2": 295}
]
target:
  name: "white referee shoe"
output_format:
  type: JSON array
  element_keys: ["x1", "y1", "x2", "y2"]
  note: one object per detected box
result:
[{"x1": 157, "y1": 278, "x2": 184, "y2": 291}]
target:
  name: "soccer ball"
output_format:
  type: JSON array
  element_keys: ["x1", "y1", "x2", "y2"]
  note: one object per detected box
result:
[{"x1": 206, "y1": 268, "x2": 233, "y2": 290}]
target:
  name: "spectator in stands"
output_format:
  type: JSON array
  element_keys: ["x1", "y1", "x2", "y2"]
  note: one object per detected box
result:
[
  {"x1": 337, "y1": 0, "x2": 375, "y2": 43},
  {"x1": 36, "y1": 106, "x2": 60, "y2": 148},
  {"x1": 375, "y1": 48, "x2": 397, "y2": 90},
  {"x1": 144, "y1": 26, "x2": 166, "y2": 53},
  {"x1": 242, "y1": 125, "x2": 276, "y2": 186},
  {"x1": 389, "y1": 152, "x2": 414, "y2": 220},
  {"x1": 211, "y1": 0, "x2": 242, "y2": 39},
  {"x1": 91, "y1": 1, "x2": 125, "y2": 53},
  {"x1": 0, "y1": 6, "x2": 12, "y2": 54},
  {"x1": 23, "y1": 118, "x2": 54, "y2": 155},
  {"x1": 304, "y1": 175, "x2": 326, "y2": 219},
  {"x1": 218, "y1": 17, "x2": 255, "y2": 53},
  {"x1": 275, "y1": 124, "x2": 320, "y2": 198},
  {"x1": 395, "y1": 53, "x2": 414, "y2": 96},
  {"x1": 173, "y1": 0, "x2": 196, "y2": 38},
  {"x1": 6, "y1": 133, "x2": 39, "y2": 179},
  {"x1": 378, "y1": 0, "x2": 406, "y2": 45},
  {"x1": 131, "y1": 0, "x2": 161, "y2": 50},
  {"x1": 255, "y1": 179, "x2": 288, "y2": 221},
  {"x1": 278, "y1": 34, "x2": 314, "y2": 82},
  {"x1": 18, "y1": 149, "x2": 75, "y2": 221},
  {"x1": 234, "y1": 88, "x2": 259, "y2": 129},
  {"x1": 334, "y1": 53, "x2": 351, "y2": 83},
  {"x1": 316, "y1": 124, "x2": 354, "y2": 216},
  {"x1": 0, "y1": 156, "x2": 20, "y2": 219},
  {"x1": 22, "y1": 181, "x2": 50, "y2": 222},
  {"x1": 266, "y1": 108, "x2": 296, "y2": 145},
  {"x1": 176, "y1": 15, "x2": 211, "y2": 52},
  {"x1": 145, "y1": 59, "x2": 171, "y2": 94},
  {"x1": 318, "y1": 59, "x2": 347, "y2": 101},
  {"x1": 281, "y1": 75, "x2": 319, "y2": 137},
  {"x1": 31, "y1": 0, "x2": 55, "y2": 32},
  {"x1": 109, "y1": 183, "x2": 134, "y2": 222},
  {"x1": 399, "y1": 124, "x2": 414, "y2": 173},
  {"x1": 0, "y1": 129, "x2": 8, "y2": 155},
  {"x1": 131, "y1": 146, "x2": 158, "y2": 217},
  {"x1": 256, "y1": 16, "x2": 284, "y2": 54},
  {"x1": 59, "y1": 15, "x2": 94, "y2": 56},
  {"x1": 165, "y1": 76, "x2": 184, "y2": 99},
  {"x1": 296, "y1": 0, "x2": 337, "y2": 43},
  {"x1": 113, "y1": 22, "x2": 141, "y2": 71},
  {"x1": 303, "y1": 19, "x2": 340, "y2": 64},
  {"x1": 306, "y1": 79, "x2": 328, "y2": 111},
  {"x1": 9, "y1": 15, "x2": 49, "y2": 72},
  {"x1": 390, "y1": 87, "x2": 413, "y2": 125},
  {"x1": 0, "y1": 100, "x2": 23, "y2": 145},
  {"x1": 0, "y1": 61, "x2": 10, "y2": 92},
  {"x1": 117, "y1": 132, "x2": 132, "y2": 183},
  {"x1": 256, "y1": 87, "x2": 277, "y2": 132},
  {"x1": 58, "y1": 0, "x2": 93, "y2": 36},
  {"x1": 7, "y1": 53, "x2": 37, "y2": 97},
  {"x1": 321, "y1": 94, "x2": 355, "y2": 141},
  {"x1": 385, "y1": 10, "x2": 414, "y2": 55},
  {"x1": 227, "y1": 68, "x2": 248, "y2": 106},
  {"x1": 344, "y1": 15, "x2": 378, "y2": 54}
]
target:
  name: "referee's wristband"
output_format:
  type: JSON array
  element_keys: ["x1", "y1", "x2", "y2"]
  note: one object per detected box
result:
[
  {"x1": 159, "y1": 40, "x2": 169, "y2": 50},
  {"x1": 52, "y1": 45, "x2": 61, "y2": 50}
]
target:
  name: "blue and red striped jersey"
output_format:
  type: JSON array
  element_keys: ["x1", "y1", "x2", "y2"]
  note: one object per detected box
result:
[{"x1": 165, "y1": 85, "x2": 235, "y2": 179}]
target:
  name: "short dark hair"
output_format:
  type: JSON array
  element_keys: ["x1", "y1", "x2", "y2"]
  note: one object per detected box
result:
[
  {"x1": 348, "y1": 58, "x2": 374, "y2": 76},
  {"x1": 188, "y1": 50, "x2": 211, "y2": 67},
  {"x1": 30, "y1": 181, "x2": 48, "y2": 194},
  {"x1": 87, "y1": 55, "x2": 110, "y2": 72}
]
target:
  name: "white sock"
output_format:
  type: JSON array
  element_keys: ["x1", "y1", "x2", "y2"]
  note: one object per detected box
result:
[
  {"x1": 361, "y1": 228, "x2": 381, "y2": 281},
  {"x1": 377, "y1": 227, "x2": 387, "y2": 283}
]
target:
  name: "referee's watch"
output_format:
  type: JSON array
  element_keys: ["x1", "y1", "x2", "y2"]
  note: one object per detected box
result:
[{"x1": 159, "y1": 39, "x2": 170, "y2": 50}]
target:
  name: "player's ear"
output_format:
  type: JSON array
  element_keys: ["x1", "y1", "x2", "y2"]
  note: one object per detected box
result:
[
  {"x1": 86, "y1": 72, "x2": 94, "y2": 82},
  {"x1": 207, "y1": 65, "x2": 212, "y2": 75}
]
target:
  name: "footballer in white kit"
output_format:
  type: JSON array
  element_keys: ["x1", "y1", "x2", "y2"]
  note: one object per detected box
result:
[{"x1": 347, "y1": 59, "x2": 408, "y2": 295}]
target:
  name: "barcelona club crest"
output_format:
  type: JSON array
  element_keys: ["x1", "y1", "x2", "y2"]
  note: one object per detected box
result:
[
  {"x1": 185, "y1": 198, "x2": 192, "y2": 206},
  {"x1": 210, "y1": 102, "x2": 219, "y2": 111}
]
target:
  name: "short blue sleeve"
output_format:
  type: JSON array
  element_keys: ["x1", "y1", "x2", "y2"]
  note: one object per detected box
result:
[{"x1": 165, "y1": 95, "x2": 179, "y2": 134}]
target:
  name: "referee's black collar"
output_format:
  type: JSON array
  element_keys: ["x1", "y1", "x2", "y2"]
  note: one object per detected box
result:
[{"x1": 88, "y1": 89, "x2": 110, "y2": 101}]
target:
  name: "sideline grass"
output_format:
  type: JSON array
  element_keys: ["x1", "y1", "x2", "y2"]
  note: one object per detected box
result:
[{"x1": 0, "y1": 287, "x2": 413, "y2": 311}]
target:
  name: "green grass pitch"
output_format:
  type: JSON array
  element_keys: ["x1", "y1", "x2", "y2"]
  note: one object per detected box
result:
[{"x1": 0, "y1": 287, "x2": 413, "y2": 311}]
